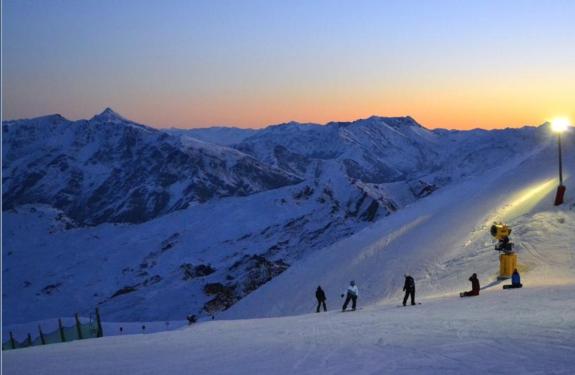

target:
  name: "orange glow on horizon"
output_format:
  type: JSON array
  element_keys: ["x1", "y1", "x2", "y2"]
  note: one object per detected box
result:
[
  {"x1": 135, "y1": 87, "x2": 574, "y2": 130},
  {"x1": 121, "y1": 70, "x2": 574, "y2": 130}
]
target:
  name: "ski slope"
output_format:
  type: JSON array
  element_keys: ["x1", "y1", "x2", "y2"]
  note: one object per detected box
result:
[
  {"x1": 3, "y1": 134, "x2": 574, "y2": 375},
  {"x1": 3, "y1": 286, "x2": 575, "y2": 375},
  {"x1": 224, "y1": 141, "x2": 575, "y2": 319}
]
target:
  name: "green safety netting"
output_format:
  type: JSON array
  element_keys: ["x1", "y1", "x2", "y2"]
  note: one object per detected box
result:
[{"x1": 3, "y1": 321, "x2": 100, "y2": 351}]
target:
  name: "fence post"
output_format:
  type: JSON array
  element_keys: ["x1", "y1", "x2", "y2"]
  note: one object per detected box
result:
[
  {"x1": 26, "y1": 334, "x2": 32, "y2": 347},
  {"x1": 9, "y1": 331, "x2": 16, "y2": 349},
  {"x1": 75, "y1": 313, "x2": 83, "y2": 340},
  {"x1": 58, "y1": 318, "x2": 66, "y2": 342},
  {"x1": 38, "y1": 325, "x2": 46, "y2": 345},
  {"x1": 95, "y1": 308, "x2": 103, "y2": 337}
]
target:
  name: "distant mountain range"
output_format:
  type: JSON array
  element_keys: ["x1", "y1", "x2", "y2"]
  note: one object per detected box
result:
[
  {"x1": 2, "y1": 109, "x2": 551, "y2": 323},
  {"x1": 3, "y1": 108, "x2": 299, "y2": 225}
]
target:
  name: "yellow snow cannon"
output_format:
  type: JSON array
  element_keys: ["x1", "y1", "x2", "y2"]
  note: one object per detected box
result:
[
  {"x1": 490, "y1": 222, "x2": 517, "y2": 279},
  {"x1": 499, "y1": 252, "x2": 517, "y2": 280}
]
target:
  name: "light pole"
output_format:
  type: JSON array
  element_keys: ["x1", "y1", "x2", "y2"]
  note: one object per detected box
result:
[{"x1": 551, "y1": 118, "x2": 570, "y2": 205}]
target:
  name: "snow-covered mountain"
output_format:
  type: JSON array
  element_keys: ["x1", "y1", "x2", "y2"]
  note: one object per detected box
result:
[
  {"x1": 1, "y1": 110, "x2": 559, "y2": 325},
  {"x1": 236, "y1": 116, "x2": 439, "y2": 181},
  {"x1": 166, "y1": 126, "x2": 259, "y2": 146},
  {"x1": 2, "y1": 108, "x2": 300, "y2": 225}
]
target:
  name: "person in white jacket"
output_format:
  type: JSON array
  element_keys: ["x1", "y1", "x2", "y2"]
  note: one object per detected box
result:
[{"x1": 341, "y1": 280, "x2": 359, "y2": 311}]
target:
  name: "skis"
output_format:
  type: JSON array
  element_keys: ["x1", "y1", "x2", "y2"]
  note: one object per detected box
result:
[
  {"x1": 340, "y1": 308, "x2": 362, "y2": 313},
  {"x1": 396, "y1": 303, "x2": 421, "y2": 307}
]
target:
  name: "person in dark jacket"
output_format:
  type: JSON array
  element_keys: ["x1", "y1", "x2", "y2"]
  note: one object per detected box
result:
[
  {"x1": 503, "y1": 269, "x2": 523, "y2": 289},
  {"x1": 315, "y1": 286, "x2": 327, "y2": 312},
  {"x1": 403, "y1": 274, "x2": 416, "y2": 306},
  {"x1": 460, "y1": 273, "x2": 480, "y2": 297}
]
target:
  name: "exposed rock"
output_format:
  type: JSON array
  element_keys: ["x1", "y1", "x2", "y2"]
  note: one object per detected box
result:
[
  {"x1": 229, "y1": 255, "x2": 289, "y2": 295},
  {"x1": 181, "y1": 264, "x2": 216, "y2": 280},
  {"x1": 40, "y1": 283, "x2": 62, "y2": 295},
  {"x1": 203, "y1": 284, "x2": 237, "y2": 313},
  {"x1": 111, "y1": 286, "x2": 138, "y2": 298}
]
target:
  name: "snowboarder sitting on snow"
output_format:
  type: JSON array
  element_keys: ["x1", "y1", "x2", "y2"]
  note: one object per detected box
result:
[
  {"x1": 341, "y1": 280, "x2": 359, "y2": 311},
  {"x1": 460, "y1": 273, "x2": 480, "y2": 297},
  {"x1": 403, "y1": 274, "x2": 416, "y2": 306},
  {"x1": 316, "y1": 286, "x2": 327, "y2": 313},
  {"x1": 503, "y1": 269, "x2": 523, "y2": 289}
]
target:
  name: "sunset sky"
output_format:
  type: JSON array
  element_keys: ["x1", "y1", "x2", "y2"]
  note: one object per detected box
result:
[{"x1": 2, "y1": 0, "x2": 574, "y2": 129}]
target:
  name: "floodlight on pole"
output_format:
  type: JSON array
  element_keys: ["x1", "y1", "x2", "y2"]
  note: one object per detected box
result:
[
  {"x1": 551, "y1": 118, "x2": 570, "y2": 205},
  {"x1": 551, "y1": 118, "x2": 569, "y2": 133}
]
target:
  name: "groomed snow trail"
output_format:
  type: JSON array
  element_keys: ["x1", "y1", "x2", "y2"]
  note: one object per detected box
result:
[{"x1": 3, "y1": 285, "x2": 575, "y2": 375}]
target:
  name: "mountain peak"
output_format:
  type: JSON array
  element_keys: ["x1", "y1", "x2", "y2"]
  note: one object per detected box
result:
[
  {"x1": 101, "y1": 107, "x2": 117, "y2": 115},
  {"x1": 364, "y1": 115, "x2": 421, "y2": 126},
  {"x1": 91, "y1": 107, "x2": 127, "y2": 123}
]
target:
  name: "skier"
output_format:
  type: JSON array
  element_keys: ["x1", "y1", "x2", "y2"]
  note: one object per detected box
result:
[
  {"x1": 460, "y1": 273, "x2": 480, "y2": 297},
  {"x1": 341, "y1": 280, "x2": 359, "y2": 311},
  {"x1": 402, "y1": 274, "x2": 416, "y2": 306},
  {"x1": 315, "y1": 286, "x2": 327, "y2": 313},
  {"x1": 503, "y1": 269, "x2": 523, "y2": 289}
]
